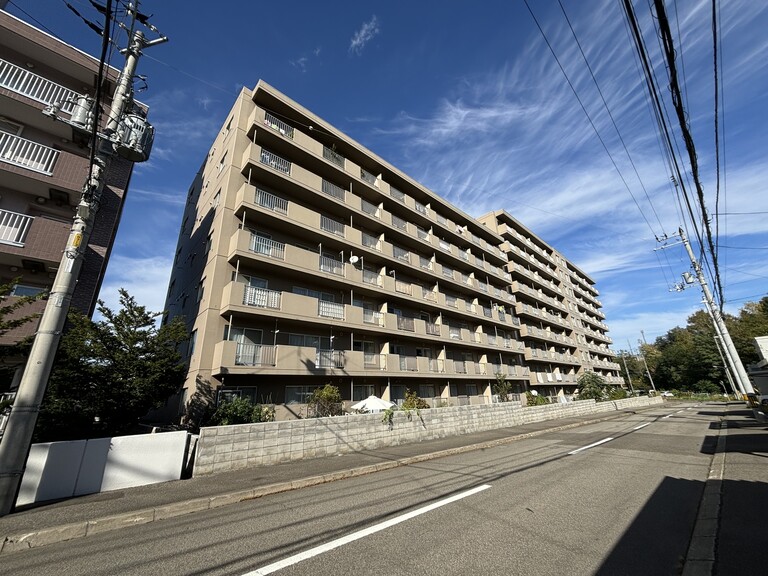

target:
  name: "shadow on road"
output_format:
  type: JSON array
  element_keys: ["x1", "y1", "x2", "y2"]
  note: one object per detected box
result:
[{"x1": 594, "y1": 477, "x2": 702, "y2": 575}]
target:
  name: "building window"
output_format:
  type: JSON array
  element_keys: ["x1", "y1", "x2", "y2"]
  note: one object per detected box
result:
[
  {"x1": 188, "y1": 329, "x2": 197, "y2": 357},
  {"x1": 10, "y1": 284, "x2": 45, "y2": 297},
  {"x1": 217, "y1": 152, "x2": 227, "y2": 173},
  {"x1": 196, "y1": 278, "x2": 205, "y2": 302},
  {"x1": 204, "y1": 232, "x2": 213, "y2": 255}
]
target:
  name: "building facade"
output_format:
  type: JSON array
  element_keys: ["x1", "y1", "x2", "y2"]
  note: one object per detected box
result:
[
  {"x1": 165, "y1": 80, "x2": 621, "y2": 419},
  {"x1": 0, "y1": 12, "x2": 135, "y2": 385}
]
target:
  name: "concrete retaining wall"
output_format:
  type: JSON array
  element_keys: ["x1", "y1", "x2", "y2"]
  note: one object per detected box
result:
[{"x1": 194, "y1": 396, "x2": 663, "y2": 476}]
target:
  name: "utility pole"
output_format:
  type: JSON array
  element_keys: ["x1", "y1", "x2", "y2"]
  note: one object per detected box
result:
[
  {"x1": 0, "y1": 6, "x2": 166, "y2": 516},
  {"x1": 620, "y1": 351, "x2": 635, "y2": 395},
  {"x1": 637, "y1": 339, "x2": 656, "y2": 393},
  {"x1": 678, "y1": 227, "x2": 754, "y2": 396}
]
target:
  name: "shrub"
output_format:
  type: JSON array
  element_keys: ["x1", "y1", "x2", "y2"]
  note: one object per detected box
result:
[
  {"x1": 401, "y1": 389, "x2": 429, "y2": 410},
  {"x1": 525, "y1": 391, "x2": 549, "y2": 406},
  {"x1": 493, "y1": 373, "x2": 513, "y2": 402},
  {"x1": 210, "y1": 397, "x2": 274, "y2": 426},
  {"x1": 308, "y1": 383, "x2": 343, "y2": 417}
]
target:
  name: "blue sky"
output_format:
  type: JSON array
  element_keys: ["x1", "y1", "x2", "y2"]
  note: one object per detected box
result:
[{"x1": 8, "y1": 0, "x2": 768, "y2": 351}]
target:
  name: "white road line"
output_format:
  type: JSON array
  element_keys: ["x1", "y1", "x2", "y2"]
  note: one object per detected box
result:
[
  {"x1": 632, "y1": 423, "x2": 651, "y2": 430},
  {"x1": 243, "y1": 484, "x2": 492, "y2": 575},
  {"x1": 663, "y1": 414, "x2": 672, "y2": 419},
  {"x1": 568, "y1": 437, "x2": 614, "y2": 455}
]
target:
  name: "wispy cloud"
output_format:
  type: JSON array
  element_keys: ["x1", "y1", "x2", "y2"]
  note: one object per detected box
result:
[
  {"x1": 349, "y1": 15, "x2": 380, "y2": 55},
  {"x1": 97, "y1": 254, "x2": 175, "y2": 316}
]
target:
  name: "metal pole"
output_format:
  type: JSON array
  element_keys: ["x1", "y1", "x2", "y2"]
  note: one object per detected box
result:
[
  {"x1": 0, "y1": 29, "x2": 149, "y2": 516},
  {"x1": 621, "y1": 352, "x2": 635, "y2": 395},
  {"x1": 680, "y1": 227, "x2": 754, "y2": 395}
]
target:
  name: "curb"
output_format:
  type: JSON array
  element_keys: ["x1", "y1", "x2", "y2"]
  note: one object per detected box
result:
[
  {"x1": 682, "y1": 410, "x2": 727, "y2": 576},
  {"x1": 0, "y1": 411, "x2": 630, "y2": 554}
]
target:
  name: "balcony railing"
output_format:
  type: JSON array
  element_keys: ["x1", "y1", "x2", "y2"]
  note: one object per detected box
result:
[
  {"x1": 316, "y1": 349, "x2": 344, "y2": 369},
  {"x1": 0, "y1": 58, "x2": 78, "y2": 113},
  {"x1": 360, "y1": 168, "x2": 377, "y2": 185},
  {"x1": 0, "y1": 209, "x2": 33, "y2": 246},
  {"x1": 390, "y1": 186, "x2": 405, "y2": 202},
  {"x1": 397, "y1": 316, "x2": 415, "y2": 331},
  {"x1": 417, "y1": 227, "x2": 429, "y2": 240},
  {"x1": 321, "y1": 179, "x2": 346, "y2": 201},
  {"x1": 399, "y1": 356, "x2": 418, "y2": 371},
  {"x1": 426, "y1": 322, "x2": 441, "y2": 336},
  {"x1": 364, "y1": 353, "x2": 383, "y2": 369},
  {"x1": 320, "y1": 215, "x2": 345, "y2": 237},
  {"x1": 259, "y1": 149, "x2": 291, "y2": 174},
  {"x1": 243, "y1": 286, "x2": 282, "y2": 309},
  {"x1": 363, "y1": 309, "x2": 383, "y2": 325},
  {"x1": 235, "y1": 343, "x2": 276, "y2": 366},
  {"x1": 254, "y1": 188, "x2": 288, "y2": 214},
  {"x1": 454, "y1": 360, "x2": 467, "y2": 374},
  {"x1": 362, "y1": 232, "x2": 380, "y2": 250},
  {"x1": 415, "y1": 201, "x2": 427, "y2": 215},
  {"x1": 392, "y1": 215, "x2": 407, "y2": 230},
  {"x1": 0, "y1": 132, "x2": 59, "y2": 175},
  {"x1": 323, "y1": 145, "x2": 345, "y2": 167},
  {"x1": 361, "y1": 199, "x2": 379, "y2": 217},
  {"x1": 393, "y1": 246, "x2": 410, "y2": 261},
  {"x1": 394, "y1": 279, "x2": 411, "y2": 294},
  {"x1": 422, "y1": 288, "x2": 436, "y2": 302},
  {"x1": 319, "y1": 300, "x2": 344, "y2": 320},
  {"x1": 319, "y1": 255, "x2": 344, "y2": 275},
  {"x1": 419, "y1": 256, "x2": 432, "y2": 270},
  {"x1": 429, "y1": 358, "x2": 443, "y2": 373},
  {"x1": 249, "y1": 235, "x2": 285, "y2": 259},
  {"x1": 362, "y1": 269, "x2": 380, "y2": 285},
  {"x1": 263, "y1": 111, "x2": 294, "y2": 139}
]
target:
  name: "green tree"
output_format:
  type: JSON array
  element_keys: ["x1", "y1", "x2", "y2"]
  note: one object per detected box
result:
[
  {"x1": 307, "y1": 383, "x2": 343, "y2": 417},
  {"x1": 401, "y1": 389, "x2": 429, "y2": 410},
  {"x1": 493, "y1": 372, "x2": 513, "y2": 402},
  {"x1": 35, "y1": 290, "x2": 189, "y2": 441},
  {"x1": 576, "y1": 372, "x2": 609, "y2": 401}
]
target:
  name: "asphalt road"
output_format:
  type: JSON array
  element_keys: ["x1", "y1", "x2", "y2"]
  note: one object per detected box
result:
[{"x1": 5, "y1": 403, "x2": 716, "y2": 576}]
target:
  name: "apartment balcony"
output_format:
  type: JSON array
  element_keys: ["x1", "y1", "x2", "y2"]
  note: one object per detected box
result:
[
  {"x1": 214, "y1": 341, "x2": 348, "y2": 375},
  {"x1": 0, "y1": 58, "x2": 78, "y2": 114},
  {"x1": 0, "y1": 209, "x2": 33, "y2": 247},
  {"x1": 1, "y1": 132, "x2": 59, "y2": 175}
]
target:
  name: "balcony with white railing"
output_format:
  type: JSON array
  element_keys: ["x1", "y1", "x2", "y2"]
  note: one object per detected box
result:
[
  {"x1": 320, "y1": 215, "x2": 345, "y2": 237},
  {"x1": 254, "y1": 187, "x2": 288, "y2": 215},
  {"x1": 318, "y1": 300, "x2": 344, "y2": 320},
  {"x1": 323, "y1": 145, "x2": 345, "y2": 168},
  {"x1": 316, "y1": 349, "x2": 344, "y2": 369},
  {"x1": 249, "y1": 235, "x2": 285, "y2": 260},
  {"x1": 363, "y1": 309, "x2": 383, "y2": 326},
  {"x1": 321, "y1": 179, "x2": 346, "y2": 201},
  {"x1": 0, "y1": 209, "x2": 33, "y2": 247},
  {"x1": 243, "y1": 285, "x2": 282, "y2": 309},
  {"x1": 263, "y1": 111, "x2": 295, "y2": 139},
  {"x1": 319, "y1": 255, "x2": 344, "y2": 276},
  {"x1": 0, "y1": 132, "x2": 60, "y2": 175},
  {"x1": 259, "y1": 148, "x2": 291, "y2": 174},
  {"x1": 0, "y1": 58, "x2": 78, "y2": 113},
  {"x1": 235, "y1": 343, "x2": 277, "y2": 366}
]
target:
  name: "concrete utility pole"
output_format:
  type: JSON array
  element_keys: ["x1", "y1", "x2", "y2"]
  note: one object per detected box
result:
[
  {"x1": 679, "y1": 227, "x2": 754, "y2": 397},
  {"x1": 620, "y1": 352, "x2": 635, "y2": 395},
  {"x1": 0, "y1": 10, "x2": 165, "y2": 516},
  {"x1": 636, "y1": 339, "x2": 656, "y2": 393}
]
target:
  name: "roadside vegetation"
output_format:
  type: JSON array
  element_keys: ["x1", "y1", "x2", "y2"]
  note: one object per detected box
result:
[{"x1": 618, "y1": 297, "x2": 768, "y2": 395}]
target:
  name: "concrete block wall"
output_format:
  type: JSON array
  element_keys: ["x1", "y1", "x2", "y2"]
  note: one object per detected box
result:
[{"x1": 193, "y1": 396, "x2": 663, "y2": 476}]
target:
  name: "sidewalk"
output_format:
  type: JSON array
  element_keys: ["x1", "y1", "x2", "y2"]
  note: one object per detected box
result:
[{"x1": 0, "y1": 410, "x2": 628, "y2": 553}]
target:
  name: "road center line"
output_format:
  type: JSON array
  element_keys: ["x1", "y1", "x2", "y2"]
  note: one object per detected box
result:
[
  {"x1": 632, "y1": 423, "x2": 651, "y2": 430},
  {"x1": 568, "y1": 437, "x2": 614, "y2": 455},
  {"x1": 243, "y1": 484, "x2": 492, "y2": 575}
]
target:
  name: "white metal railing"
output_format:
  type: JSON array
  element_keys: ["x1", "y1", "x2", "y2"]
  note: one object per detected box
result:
[
  {"x1": 319, "y1": 255, "x2": 344, "y2": 275},
  {"x1": 243, "y1": 286, "x2": 282, "y2": 309},
  {"x1": 323, "y1": 145, "x2": 345, "y2": 167},
  {"x1": 319, "y1": 300, "x2": 344, "y2": 320},
  {"x1": 0, "y1": 58, "x2": 78, "y2": 113},
  {"x1": 263, "y1": 111, "x2": 294, "y2": 138},
  {"x1": 429, "y1": 358, "x2": 443, "y2": 373},
  {"x1": 426, "y1": 321, "x2": 441, "y2": 336},
  {"x1": 254, "y1": 188, "x2": 288, "y2": 214},
  {"x1": 397, "y1": 316, "x2": 415, "y2": 331},
  {"x1": 0, "y1": 209, "x2": 33, "y2": 246},
  {"x1": 0, "y1": 132, "x2": 59, "y2": 175},
  {"x1": 235, "y1": 343, "x2": 276, "y2": 366},
  {"x1": 395, "y1": 279, "x2": 411, "y2": 294},
  {"x1": 321, "y1": 179, "x2": 346, "y2": 201},
  {"x1": 364, "y1": 353, "x2": 383, "y2": 369},
  {"x1": 392, "y1": 215, "x2": 407, "y2": 230},
  {"x1": 363, "y1": 309, "x2": 383, "y2": 325},
  {"x1": 260, "y1": 148, "x2": 291, "y2": 174},
  {"x1": 320, "y1": 215, "x2": 345, "y2": 237},
  {"x1": 249, "y1": 235, "x2": 285, "y2": 259},
  {"x1": 439, "y1": 239, "x2": 451, "y2": 252},
  {"x1": 415, "y1": 201, "x2": 427, "y2": 214},
  {"x1": 316, "y1": 349, "x2": 344, "y2": 369}
]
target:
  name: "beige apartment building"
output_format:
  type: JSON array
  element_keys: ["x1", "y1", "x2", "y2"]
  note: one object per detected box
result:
[
  {"x1": 0, "y1": 13, "x2": 135, "y2": 386},
  {"x1": 166, "y1": 80, "x2": 622, "y2": 418}
]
